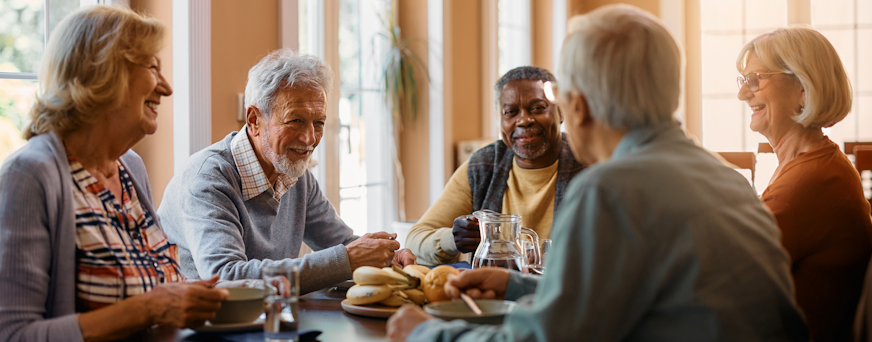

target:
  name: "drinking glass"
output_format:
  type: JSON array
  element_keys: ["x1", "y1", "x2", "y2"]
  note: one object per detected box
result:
[
  {"x1": 540, "y1": 239, "x2": 552, "y2": 267},
  {"x1": 521, "y1": 239, "x2": 552, "y2": 275},
  {"x1": 263, "y1": 264, "x2": 300, "y2": 342},
  {"x1": 520, "y1": 240, "x2": 538, "y2": 275}
]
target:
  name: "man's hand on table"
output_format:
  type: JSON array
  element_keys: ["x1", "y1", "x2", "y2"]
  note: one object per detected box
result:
[
  {"x1": 445, "y1": 267, "x2": 510, "y2": 300},
  {"x1": 387, "y1": 305, "x2": 433, "y2": 342},
  {"x1": 393, "y1": 247, "x2": 417, "y2": 268},
  {"x1": 347, "y1": 232, "x2": 401, "y2": 269},
  {"x1": 452, "y1": 215, "x2": 481, "y2": 253}
]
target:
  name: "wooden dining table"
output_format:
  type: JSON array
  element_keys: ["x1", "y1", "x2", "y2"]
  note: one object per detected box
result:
[{"x1": 172, "y1": 285, "x2": 390, "y2": 341}]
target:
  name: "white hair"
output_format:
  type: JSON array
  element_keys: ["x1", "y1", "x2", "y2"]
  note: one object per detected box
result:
[
  {"x1": 244, "y1": 48, "x2": 333, "y2": 119},
  {"x1": 558, "y1": 4, "x2": 681, "y2": 130},
  {"x1": 736, "y1": 26, "x2": 852, "y2": 128}
]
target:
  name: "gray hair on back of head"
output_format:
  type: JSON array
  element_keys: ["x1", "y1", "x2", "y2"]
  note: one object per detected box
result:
[
  {"x1": 244, "y1": 48, "x2": 333, "y2": 119},
  {"x1": 558, "y1": 4, "x2": 681, "y2": 130},
  {"x1": 493, "y1": 66, "x2": 556, "y2": 104}
]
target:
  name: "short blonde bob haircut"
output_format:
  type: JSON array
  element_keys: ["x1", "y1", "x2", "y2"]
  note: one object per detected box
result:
[
  {"x1": 736, "y1": 26, "x2": 852, "y2": 128},
  {"x1": 25, "y1": 5, "x2": 165, "y2": 139},
  {"x1": 558, "y1": 4, "x2": 681, "y2": 130}
]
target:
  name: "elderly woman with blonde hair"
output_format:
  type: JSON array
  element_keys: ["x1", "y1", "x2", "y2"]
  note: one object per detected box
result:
[
  {"x1": 0, "y1": 5, "x2": 228, "y2": 341},
  {"x1": 736, "y1": 27, "x2": 872, "y2": 342}
]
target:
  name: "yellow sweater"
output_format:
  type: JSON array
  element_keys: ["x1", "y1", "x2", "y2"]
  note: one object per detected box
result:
[{"x1": 405, "y1": 158, "x2": 558, "y2": 265}]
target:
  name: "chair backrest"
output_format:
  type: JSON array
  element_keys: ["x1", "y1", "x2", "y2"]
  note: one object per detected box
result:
[
  {"x1": 855, "y1": 146, "x2": 872, "y2": 207},
  {"x1": 758, "y1": 142, "x2": 774, "y2": 153},
  {"x1": 856, "y1": 146, "x2": 872, "y2": 172},
  {"x1": 717, "y1": 151, "x2": 756, "y2": 186},
  {"x1": 846, "y1": 142, "x2": 872, "y2": 155}
]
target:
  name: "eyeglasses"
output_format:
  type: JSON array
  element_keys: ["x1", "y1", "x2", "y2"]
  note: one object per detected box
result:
[{"x1": 737, "y1": 71, "x2": 792, "y2": 92}]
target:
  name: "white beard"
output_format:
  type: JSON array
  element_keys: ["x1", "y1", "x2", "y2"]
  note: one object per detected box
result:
[
  {"x1": 512, "y1": 141, "x2": 550, "y2": 160},
  {"x1": 262, "y1": 131, "x2": 310, "y2": 179}
]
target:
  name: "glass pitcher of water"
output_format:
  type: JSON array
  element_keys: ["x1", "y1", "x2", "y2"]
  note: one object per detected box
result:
[{"x1": 471, "y1": 210, "x2": 541, "y2": 272}]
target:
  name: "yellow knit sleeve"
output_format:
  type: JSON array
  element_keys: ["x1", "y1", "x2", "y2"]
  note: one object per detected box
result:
[{"x1": 405, "y1": 160, "x2": 474, "y2": 266}]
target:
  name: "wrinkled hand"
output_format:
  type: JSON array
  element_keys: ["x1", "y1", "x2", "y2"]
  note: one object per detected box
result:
[
  {"x1": 144, "y1": 276, "x2": 229, "y2": 328},
  {"x1": 347, "y1": 232, "x2": 401, "y2": 270},
  {"x1": 392, "y1": 248, "x2": 417, "y2": 267},
  {"x1": 387, "y1": 305, "x2": 433, "y2": 342},
  {"x1": 452, "y1": 215, "x2": 480, "y2": 253},
  {"x1": 444, "y1": 267, "x2": 510, "y2": 300}
]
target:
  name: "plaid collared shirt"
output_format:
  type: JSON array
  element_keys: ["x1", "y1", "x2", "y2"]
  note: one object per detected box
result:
[
  {"x1": 231, "y1": 125, "x2": 296, "y2": 201},
  {"x1": 70, "y1": 156, "x2": 181, "y2": 312}
]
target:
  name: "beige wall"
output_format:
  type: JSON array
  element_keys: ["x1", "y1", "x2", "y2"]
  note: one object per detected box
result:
[
  {"x1": 130, "y1": 0, "x2": 174, "y2": 207},
  {"x1": 448, "y1": 0, "x2": 483, "y2": 150},
  {"x1": 684, "y1": 0, "x2": 702, "y2": 138},
  {"x1": 531, "y1": 0, "x2": 554, "y2": 72},
  {"x1": 570, "y1": 0, "x2": 660, "y2": 16},
  {"x1": 397, "y1": 0, "x2": 498, "y2": 220},
  {"x1": 211, "y1": 0, "x2": 278, "y2": 143},
  {"x1": 398, "y1": 0, "x2": 431, "y2": 221}
]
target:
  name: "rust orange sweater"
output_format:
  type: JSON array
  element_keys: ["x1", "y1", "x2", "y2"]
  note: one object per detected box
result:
[{"x1": 762, "y1": 138, "x2": 872, "y2": 342}]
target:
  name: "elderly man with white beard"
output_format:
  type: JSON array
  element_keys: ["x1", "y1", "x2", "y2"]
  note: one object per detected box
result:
[{"x1": 158, "y1": 49, "x2": 414, "y2": 294}]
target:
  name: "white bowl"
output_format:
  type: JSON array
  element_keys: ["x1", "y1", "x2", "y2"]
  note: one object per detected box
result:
[
  {"x1": 424, "y1": 299, "x2": 515, "y2": 325},
  {"x1": 210, "y1": 287, "x2": 264, "y2": 324}
]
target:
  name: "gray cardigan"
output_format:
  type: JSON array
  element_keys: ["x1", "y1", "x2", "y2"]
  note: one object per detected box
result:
[
  {"x1": 0, "y1": 132, "x2": 158, "y2": 342},
  {"x1": 158, "y1": 132, "x2": 358, "y2": 294}
]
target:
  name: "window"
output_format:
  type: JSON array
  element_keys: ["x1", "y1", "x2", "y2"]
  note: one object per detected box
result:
[
  {"x1": 812, "y1": 0, "x2": 872, "y2": 198},
  {"x1": 0, "y1": 0, "x2": 83, "y2": 164},
  {"x1": 335, "y1": 0, "x2": 393, "y2": 236},
  {"x1": 497, "y1": 0, "x2": 530, "y2": 77},
  {"x1": 811, "y1": 0, "x2": 872, "y2": 148},
  {"x1": 699, "y1": 0, "x2": 871, "y2": 192}
]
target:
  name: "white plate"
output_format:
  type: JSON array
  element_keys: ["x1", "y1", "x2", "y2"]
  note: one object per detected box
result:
[
  {"x1": 340, "y1": 299, "x2": 398, "y2": 318},
  {"x1": 195, "y1": 316, "x2": 264, "y2": 333}
]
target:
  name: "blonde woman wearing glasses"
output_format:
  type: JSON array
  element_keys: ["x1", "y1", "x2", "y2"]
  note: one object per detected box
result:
[{"x1": 737, "y1": 26, "x2": 872, "y2": 342}]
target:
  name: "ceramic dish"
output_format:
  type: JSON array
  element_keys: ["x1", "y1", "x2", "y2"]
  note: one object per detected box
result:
[
  {"x1": 211, "y1": 287, "x2": 265, "y2": 324},
  {"x1": 424, "y1": 299, "x2": 515, "y2": 325},
  {"x1": 194, "y1": 316, "x2": 264, "y2": 333},
  {"x1": 340, "y1": 299, "x2": 399, "y2": 318}
]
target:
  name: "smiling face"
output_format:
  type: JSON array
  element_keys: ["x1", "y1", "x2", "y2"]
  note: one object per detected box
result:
[
  {"x1": 499, "y1": 79, "x2": 563, "y2": 169},
  {"x1": 256, "y1": 86, "x2": 326, "y2": 178},
  {"x1": 737, "y1": 52, "x2": 804, "y2": 140},
  {"x1": 118, "y1": 56, "x2": 172, "y2": 137}
]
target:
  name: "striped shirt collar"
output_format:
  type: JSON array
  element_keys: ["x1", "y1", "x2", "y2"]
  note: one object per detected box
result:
[{"x1": 231, "y1": 125, "x2": 296, "y2": 201}]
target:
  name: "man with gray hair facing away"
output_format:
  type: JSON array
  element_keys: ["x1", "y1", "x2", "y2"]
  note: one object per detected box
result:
[
  {"x1": 406, "y1": 66, "x2": 586, "y2": 266},
  {"x1": 388, "y1": 5, "x2": 808, "y2": 341},
  {"x1": 159, "y1": 49, "x2": 415, "y2": 294}
]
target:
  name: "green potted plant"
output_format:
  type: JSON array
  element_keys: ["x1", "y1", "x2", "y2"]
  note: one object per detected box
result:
[{"x1": 378, "y1": 0, "x2": 428, "y2": 221}]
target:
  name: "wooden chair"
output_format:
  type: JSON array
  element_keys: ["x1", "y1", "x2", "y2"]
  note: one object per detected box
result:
[
  {"x1": 855, "y1": 146, "x2": 872, "y2": 206},
  {"x1": 717, "y1": 152, "x2": 756, "y2": 187},
  {"x1": 758, "y1": 142, "x2": 774, "y2": 153},
  {"x1": 845, "y1": 142, "x2": 872, "y2": 155}
]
